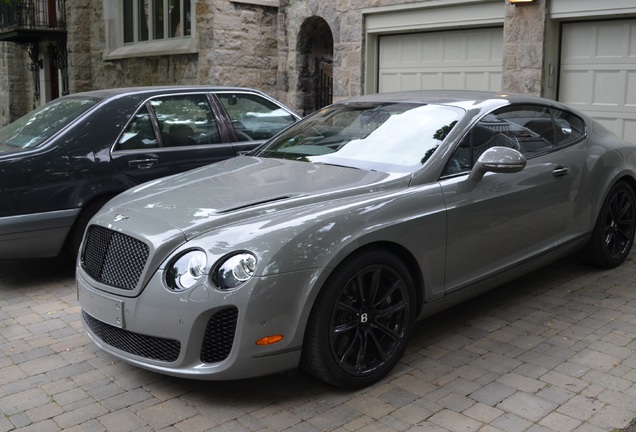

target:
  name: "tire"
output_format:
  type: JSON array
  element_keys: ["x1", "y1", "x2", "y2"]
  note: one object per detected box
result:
[
  {"x1": 65, "y1": 195, "x2": 115, "y2": 262},
  {"x1": 301, "y1": 248, "x2": 416, "y2": 389},
  {"x1": 581, "y1": 181, "x2": 636, "y2": 268}
]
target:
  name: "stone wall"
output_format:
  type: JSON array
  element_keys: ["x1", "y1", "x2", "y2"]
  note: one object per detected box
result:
[
  {"x1": 198, "y1": 1, "x2": 279, "y2": 94},
  {"x1": 279, "y1": 0, "x2": 550, "y2": 111},
  {"x1": 2, "y1": 0, "x2": 553, "y2": 123},
  {"x1": 75, "y1": 1, "x2": 279, "y2": 96},
  {"x1": 502, "y1": 0, "x2": 548, "y2": 95},
  {"x1": 0, "y1": 43, "x2": 35, "y2": 126}
]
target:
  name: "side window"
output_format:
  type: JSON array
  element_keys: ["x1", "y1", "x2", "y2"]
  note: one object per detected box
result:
[
  {"x1": 150, "y1": 95, "x2": 220, "y2": 147},
  {"x1": 442, "y1": 105, "x2": 558, "y2": 176},
  {"x1": 552, "y1": 109, "x2": 585, "y2": 146},
  {"x1": 217, "y1": 93, "x2": 296, "y2": 142},
  {"x1": 116, "y1": 107, "x2": 158, "y2": 151}
]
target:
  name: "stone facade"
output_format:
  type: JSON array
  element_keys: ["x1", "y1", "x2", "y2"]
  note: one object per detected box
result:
[
  {"x1": 0, "y1": 0, "x2": 571, "y2": 125},
  {"x1": 502, "y1": 0, "x2": 548, "y2": 95}
]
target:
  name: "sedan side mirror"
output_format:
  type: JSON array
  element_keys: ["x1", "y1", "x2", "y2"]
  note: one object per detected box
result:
[{"x1": 468, "y1": 146, "x2": 527, "y2": 182}]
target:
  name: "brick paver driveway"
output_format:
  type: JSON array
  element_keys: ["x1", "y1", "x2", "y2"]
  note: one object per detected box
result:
[{"x1": 1, "y1": 251, "x2": 636, "y2": 432}]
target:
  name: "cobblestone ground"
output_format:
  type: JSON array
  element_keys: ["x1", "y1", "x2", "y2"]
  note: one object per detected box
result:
[{"x1": 1, "y1": 251, "x2": 636, "y2": 432}]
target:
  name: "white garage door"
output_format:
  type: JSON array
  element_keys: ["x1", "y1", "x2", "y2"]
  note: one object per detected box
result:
[
  {"x1": 559, "y1": 19, "x2": 636, "y2": 140},
  {"x1": 378, "y1": 28, "x2": 503, "y2": 93}
]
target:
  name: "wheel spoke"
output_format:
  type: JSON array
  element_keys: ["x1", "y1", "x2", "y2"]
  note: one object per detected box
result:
[
  {"x1": 367, "y1": 329, "x2": 390, "y2": 362},
  {"x1": 371, "y1": 321, "x2": 401, "y2": 341},
  {"x1": 374, "y1": 300, "x2": 407, "y2": 319},
  {"x1": 335, "y1": 329, "x2": 360, "y2": 366},
  {"x1": 354, "y1": 329, "x2": 368, "y2": 372}
]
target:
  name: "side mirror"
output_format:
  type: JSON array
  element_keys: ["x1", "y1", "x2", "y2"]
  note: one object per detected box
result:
[{"x1": 468, "y1": 146, "x2": 527, "y2": 182}]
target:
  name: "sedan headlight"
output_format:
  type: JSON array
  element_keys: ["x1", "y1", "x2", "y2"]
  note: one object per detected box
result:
[
  {"x1": 212, "y1": 252, "x2": 257, "y2": 290},
  {"x1": 165, "y1": 250, "x2": 207, "y2": 292}
]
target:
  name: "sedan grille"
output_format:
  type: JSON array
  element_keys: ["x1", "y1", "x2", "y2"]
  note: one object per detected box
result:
[
  {"x1": 201, "y1": 307, "x2": 239, "y2": 363},
  {"x1": 83, "y1": 311, "x2": 181, "y2": 362},
  {"x1": 81, "y1": 225, "x2": 149, "y2": 290}
]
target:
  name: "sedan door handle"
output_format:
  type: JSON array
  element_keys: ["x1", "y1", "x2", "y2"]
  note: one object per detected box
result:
[
  {"x1": 128, "y1": 156, "x2": 159, "y2": 169},
  {"x1": 552, "y1": 166, "x2": 569, "y2": 177}
]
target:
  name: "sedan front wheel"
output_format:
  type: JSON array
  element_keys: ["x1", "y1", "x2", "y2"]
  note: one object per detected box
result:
[{"x1": 302, "y1": 248, "x2": 416, "y2": 389}]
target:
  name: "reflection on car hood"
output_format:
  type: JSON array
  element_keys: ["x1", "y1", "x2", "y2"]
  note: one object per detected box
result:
[{"x1": 102, "y1": 156, "x2": 408, "y2": 239}]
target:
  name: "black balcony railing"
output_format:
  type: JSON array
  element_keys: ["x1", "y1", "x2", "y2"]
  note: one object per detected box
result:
[{"x1": 0, "y1": 0, "x2": 66, "y2": 42}]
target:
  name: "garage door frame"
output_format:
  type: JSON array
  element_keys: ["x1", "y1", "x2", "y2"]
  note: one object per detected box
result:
[
  {"x1": 547, "y1": 1, "x2": 636, "y2": 139},
  {"x1": 363, "y1": 0, "x2": 504, "y2": 94}
]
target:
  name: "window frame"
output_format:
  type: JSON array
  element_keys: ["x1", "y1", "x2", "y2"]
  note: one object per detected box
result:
[
  {"x1": 441, "y1": 103, "x2": 588, "y2": 177},
  {"x1": 103, "y1": 0, "x2": 198, "y2": 61}
]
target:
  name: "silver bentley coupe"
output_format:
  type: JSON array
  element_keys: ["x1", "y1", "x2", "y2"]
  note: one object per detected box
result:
[{"x1": 77, "y1": 90, "x2": 636, "y2": 388}]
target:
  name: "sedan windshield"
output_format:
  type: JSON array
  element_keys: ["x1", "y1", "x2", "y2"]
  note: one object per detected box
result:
[
  {"x1": 0, "y1": 97, "x2": 99, "y2": 151},
  {"x1": 255, "y1": 102, "x2": 464, "y2": 172}
]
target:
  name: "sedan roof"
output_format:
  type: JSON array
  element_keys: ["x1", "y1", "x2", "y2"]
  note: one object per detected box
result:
[{"x1": 69, "y1": 86, "x2": 269, "y2": 100}]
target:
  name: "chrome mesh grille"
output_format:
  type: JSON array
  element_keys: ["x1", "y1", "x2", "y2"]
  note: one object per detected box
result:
[
  {"x1": 81, "y1": 225, "x2": 149, "y2": 290},
  {"x1": 201, "y1": 307, "x2": 238, "y2": 363},
  {"x1": 83, "y1": 311, "x2": 181, "y2": 362}
]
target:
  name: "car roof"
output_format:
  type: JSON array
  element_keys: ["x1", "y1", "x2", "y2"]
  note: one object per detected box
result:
[
  {"x1": 343, "y1": 90, "x2": 563, "y2": 109},
  {"x1": 66, "y1": 86, "x2": 268, "y2": 101}
]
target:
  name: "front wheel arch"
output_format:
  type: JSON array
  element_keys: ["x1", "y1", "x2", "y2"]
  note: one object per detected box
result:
[{"x1": 301, "y1": 247, "x2": 417, "y2": 388}]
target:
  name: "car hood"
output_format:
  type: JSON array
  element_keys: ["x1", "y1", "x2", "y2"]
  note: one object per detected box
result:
[{"x1": 100, "y1": 156, "x2": 410, "y2": 241}]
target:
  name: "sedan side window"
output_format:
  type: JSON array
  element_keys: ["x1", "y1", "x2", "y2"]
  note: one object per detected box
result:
[
  {"x1": 116, "y1": 107, "x2": 158, "y2": 151},
  {"x1": 150, "y1": 95, "x2": 220, "y2": 147},
  {"x1": 217, "y1": 93, "x2": 296, "y2": 142}
]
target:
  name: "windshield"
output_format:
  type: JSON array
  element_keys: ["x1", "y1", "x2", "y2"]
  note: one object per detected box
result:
[
  {"x1": 255, "y1": 102, "x2": 463, "y2": 173},
  {"x1": 0, "y1": 97, "x2": 99, "y2": 151}
]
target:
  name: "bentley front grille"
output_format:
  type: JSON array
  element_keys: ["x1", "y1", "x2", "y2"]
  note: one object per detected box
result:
[
  {"x1": 200, "y1": 307, "x2": 239, "y2": 363},
  {"x1": 83, "y1": 311, "x2": 181, "y2": 362},
  {"x1": 81, "y1": 225, "x2": 149, "y2": 290}
]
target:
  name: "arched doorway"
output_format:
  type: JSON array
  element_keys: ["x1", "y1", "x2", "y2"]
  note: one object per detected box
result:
[{"x1": 297, "y1": 17, "x2": 334, "y2": 116}]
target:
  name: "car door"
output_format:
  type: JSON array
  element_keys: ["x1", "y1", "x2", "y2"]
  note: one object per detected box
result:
[
  {"x1": 111, "y1": 93, "x2": 235, "y2": 184},
  {"x1": 214, "y1": 91, "x2": 299, "y2": 155},
  {"x1": 439, "y1": 104, "x2": 580, "y2": 293}
]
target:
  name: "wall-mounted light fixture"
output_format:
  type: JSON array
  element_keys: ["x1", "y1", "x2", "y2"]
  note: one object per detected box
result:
[{"x1": 508, "y1": 0, "x2": 535, "y2": 4}]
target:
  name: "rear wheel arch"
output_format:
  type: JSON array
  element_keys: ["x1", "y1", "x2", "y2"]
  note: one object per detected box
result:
[{"x1": 580, "y1": 177, "x2": 636, "y2": 268}]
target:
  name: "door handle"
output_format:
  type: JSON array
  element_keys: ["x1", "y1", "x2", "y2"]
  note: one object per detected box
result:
[
  {"x1": 128, "y1": 156, "x2": 159, "y2": 169},
  {"x1": 552, "y1": 166, "x2": 569, "y2": 177}
]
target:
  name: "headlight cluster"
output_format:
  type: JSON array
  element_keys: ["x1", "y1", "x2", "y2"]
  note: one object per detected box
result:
[
  {"x1": 165, "y1": 250, "x2": 207, "y2": 292},
  {"x1": 212, "y1": 252, "x2": 257, "y2": 290},
  {"x1": 165, "y1": 250, "x2": 257, "y2": 292}
]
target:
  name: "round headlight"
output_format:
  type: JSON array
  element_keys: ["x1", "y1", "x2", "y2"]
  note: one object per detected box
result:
[
  {"x1": 165, "y1": 250, "x2": 207, "y2": 292},
  {"x1": 213, "y1": 252, "x2": 257, "y2": 290}
]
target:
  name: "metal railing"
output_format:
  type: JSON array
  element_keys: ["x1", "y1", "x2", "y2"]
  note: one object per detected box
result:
[{"x1": 0, "y1": 0, "x2": 66, "y2": 32}]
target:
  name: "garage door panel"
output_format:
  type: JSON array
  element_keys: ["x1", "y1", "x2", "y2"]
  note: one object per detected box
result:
[
  {"x1": 560, "y1": 19, "x2": 636, "y2": 139},
  {"x1": 379, "y1": 28, "x2": 502, "y2": 92},
  {"x1": 627, "y1": 72, "x2": 636, "y2": 106},
  {"x1": 594, "y1": 71, "x2": 621, "y2": 105},
  {"x1": 625, "y1": 120, "x2": 636, "y2": 141}
]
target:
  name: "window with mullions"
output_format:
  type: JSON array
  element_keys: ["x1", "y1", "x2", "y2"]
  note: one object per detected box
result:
[{"x1": 123, "y1": 0, "x2": 192, "y2": 44}]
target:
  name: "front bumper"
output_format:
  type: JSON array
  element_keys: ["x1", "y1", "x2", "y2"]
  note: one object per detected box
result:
[{"x1": 77, "y1": 265, "x2": 327, "y2": 380}]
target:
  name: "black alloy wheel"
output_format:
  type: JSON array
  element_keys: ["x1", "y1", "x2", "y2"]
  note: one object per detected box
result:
[
  {"x1": 302, "y1": 248, "x2": 415, "y2": 388},
  {"x1": 581, "y1": 181, "x2": 636, "y2": 268}
]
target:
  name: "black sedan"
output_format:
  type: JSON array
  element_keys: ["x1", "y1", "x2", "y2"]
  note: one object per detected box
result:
[{"x1": 0, "y1": 86, "x2": 299, "y2": 260}]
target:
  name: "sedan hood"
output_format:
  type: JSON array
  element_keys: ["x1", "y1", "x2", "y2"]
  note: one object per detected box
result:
[{"x1": 102, "y1": 156, "x2": 409, "y2": 239}]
